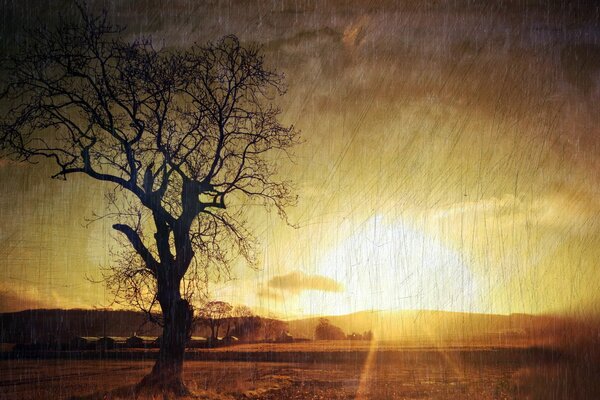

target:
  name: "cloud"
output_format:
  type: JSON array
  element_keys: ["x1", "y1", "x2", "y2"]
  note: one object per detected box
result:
[
  {"x1": 256, "y1": 286, "x2": 285, "y2": 302},
  {"x1": 432, "y1": 194, "x2": 523, "y2": 220},
  {"x1": 0, "y1": 283, "x2": 48, "y2": 312},
  {"x1": 0, "y1": 281, "x2": 84, "y2": 312},
  {"x1": 267, "y1": 271, "x2": 344, "y2": 294},
  {"x1": 533, "y1": 189, "x2": 600, "y2": 234}
]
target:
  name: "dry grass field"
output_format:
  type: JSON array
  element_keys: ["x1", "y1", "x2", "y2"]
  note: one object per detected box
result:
[{"x1": 1, "y1": 341, "x2": 599, "y2": 400}]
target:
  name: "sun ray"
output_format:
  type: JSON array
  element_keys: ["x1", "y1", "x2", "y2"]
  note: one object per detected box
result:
[{"x1": 355, "y1": 330, "x2": 378, "y2": 400}]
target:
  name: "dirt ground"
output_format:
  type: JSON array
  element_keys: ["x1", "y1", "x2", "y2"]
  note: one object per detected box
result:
[{"x1": 0, "y1": 348, "x2": 598, "y2": 399}]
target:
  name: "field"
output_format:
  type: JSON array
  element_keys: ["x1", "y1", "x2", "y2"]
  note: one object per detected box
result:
[{"x1": 1, "y1": 341, "x2": 599, "y2": 400}]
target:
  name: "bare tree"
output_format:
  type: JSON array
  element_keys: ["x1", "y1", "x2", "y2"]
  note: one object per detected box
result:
[
  {"x1": 196, "y1": 300, "x2": 233, "y2": 343},
  {"x1": 229, "y1": 307, "x2": 262, "y2": 340},
  {"x1": 0, "y1": 4, "x2": 298, "y2": 395},
  {"x1": 315, "y1": 318, "x2": 346, "y2": 340},
  {"x1": 225, "y1": 304, "x2": 255, "y2": 337}
]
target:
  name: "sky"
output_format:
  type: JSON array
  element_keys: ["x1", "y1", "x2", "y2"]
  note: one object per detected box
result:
[{"x1": 0, "y1": 1, "x2": 599, "y2": 319}]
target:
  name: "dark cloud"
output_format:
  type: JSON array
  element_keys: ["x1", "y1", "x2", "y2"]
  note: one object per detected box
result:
[
  {"x1": 267, "y1": 271, "x2": 343, "y2": 293},
  {"x1": 561, "y1": 43, "x2": 600, "y2": 96}
]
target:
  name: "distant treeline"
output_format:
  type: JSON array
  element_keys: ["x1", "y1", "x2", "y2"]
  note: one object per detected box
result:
[
  {"x1": 315, "y1": 318, "x2": 374, "y2": 341},
  {"x1": 0, "y1": 309, "x2": 289, "y2": 344}
]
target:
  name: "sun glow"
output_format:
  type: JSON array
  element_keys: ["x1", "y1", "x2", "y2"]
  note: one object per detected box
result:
[{"x1": 298, "y1": 216, "x2": 480, "y2": 316}]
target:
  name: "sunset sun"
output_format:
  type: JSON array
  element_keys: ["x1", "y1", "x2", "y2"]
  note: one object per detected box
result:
[
  {"x1": 1, "y1": 1, "x2": 599, "y2": 399},
  {"x1": 300, "y1": 216, "x2": 479, "y2": 316}
]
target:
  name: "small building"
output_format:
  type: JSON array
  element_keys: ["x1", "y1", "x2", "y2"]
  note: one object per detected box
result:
[
  {"x1": 96, "y1": 336, "x2": 127, "y2": 351},
  {"x1": 221, "y1": 336, "x2": 239, "y2": 346},
  {"x1": 125, "y1": 335, "x2": 143, "y2": 348},
  {"x1": 96, "y1": 336, "x2": 115, "y2": 350},
  {"x1": 126, "y1": 335, "x2": 157, "y2": 348},
  {"x1": 276, "y1": 331, "x2": 294, "y2": 343},
  {"x1": 187, "y1": 336, "x2": 208, "y2": 348}
]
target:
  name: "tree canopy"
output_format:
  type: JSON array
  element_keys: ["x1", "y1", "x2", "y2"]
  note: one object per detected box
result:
[
  {"x1": 314, "y1": 318, "x2": 346, "y2": 340},
  {"x1": 0, "y1": 3, "x2": 299, "y2": 392},
  {"x1": 0, "y1": 6, "x2": 299, "y2": 314}
]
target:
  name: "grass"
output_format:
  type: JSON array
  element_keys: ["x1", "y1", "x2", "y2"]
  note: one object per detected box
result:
[{"x1": 0, "y1": 342, "x2": 598, "y2": 399}]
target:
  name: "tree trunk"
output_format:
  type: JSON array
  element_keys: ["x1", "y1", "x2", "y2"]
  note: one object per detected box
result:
[
  {"x1": 138, "y1": 294, "x2": 193, "y2": 396},
  {"x1": 136, "y1": 220, "x2": 195, "y2": 396},
  {"x1": 209, "y1": 322, "x2": 217, "y2": 342}
]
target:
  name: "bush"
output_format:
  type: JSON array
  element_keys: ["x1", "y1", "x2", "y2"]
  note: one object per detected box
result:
[{"x1": 315, "y1": 318, "x2": 346, "y2": 340}]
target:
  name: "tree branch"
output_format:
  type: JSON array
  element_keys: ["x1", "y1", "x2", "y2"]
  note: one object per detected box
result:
[{"x1": 112, "y1": 223, "x2": 159, "y2": 274}]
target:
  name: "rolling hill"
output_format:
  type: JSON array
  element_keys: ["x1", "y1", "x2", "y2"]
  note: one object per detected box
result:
[
  {"x1": 0, "y1": 308, "x2": 593, "y2": 346},
  {"x1": 287, "y1": 309, "x2": 589, "y2": 343}
]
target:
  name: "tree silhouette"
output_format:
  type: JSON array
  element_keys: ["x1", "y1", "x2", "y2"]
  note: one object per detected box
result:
[
  {"x1": 314, "y1": 318, "x2": 346, "y2": 340},
  {"x1": 0, "y1": 4, "x2": 298, "y2": 395},
  {"x1": 225, "y1": 304, "x2": 255, "y2": 337},
  {"x1": 196, "y1": 300, "x2": 233, "y2": 343}
]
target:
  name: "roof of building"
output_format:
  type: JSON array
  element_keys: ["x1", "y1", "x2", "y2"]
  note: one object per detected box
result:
[{"x1": 127, "y1": 335, "x2": 157, "y2": 341}]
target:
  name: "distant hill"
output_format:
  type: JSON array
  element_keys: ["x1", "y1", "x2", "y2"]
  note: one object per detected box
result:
[
  {"x1": 286, "y1": 310, "x2": 588, "y2": 343},
  {"x1": 1, "y1": 308, "x2": 594, "y2": 346}
]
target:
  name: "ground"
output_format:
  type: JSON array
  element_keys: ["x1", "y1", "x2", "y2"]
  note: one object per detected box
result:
[{"x1": 0, "y1": 342, "x2": 598, "y2": 399}]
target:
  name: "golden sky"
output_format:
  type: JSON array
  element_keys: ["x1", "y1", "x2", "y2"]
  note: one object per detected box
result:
[{"x1": 1, "y1": 1, "x2": 599, "y2": 318}]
